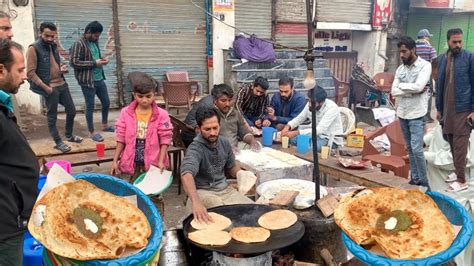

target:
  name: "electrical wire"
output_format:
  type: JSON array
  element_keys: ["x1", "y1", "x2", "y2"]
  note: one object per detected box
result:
[
  {"x1": 6, "y1": 0, "x2": 18, "y2": 19},
  {"x1": 189, "y1": 0, "x2": 308, "y2": 52}
]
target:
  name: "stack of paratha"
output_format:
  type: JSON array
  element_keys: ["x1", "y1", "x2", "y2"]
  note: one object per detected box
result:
[
  {"x1": 334, "y1": 188, "x2": 455, "y2": 259},
  {"x1": 28, "y1": 180, "x2": 151, "y2": 260},
  {"x1": 189, "y1": 212, "x2": 233, "y2": 246}
]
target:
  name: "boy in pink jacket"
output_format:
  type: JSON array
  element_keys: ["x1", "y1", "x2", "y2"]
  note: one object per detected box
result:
[{"x1": 111, "y1": 83, "x2": 173, "y2": 182}]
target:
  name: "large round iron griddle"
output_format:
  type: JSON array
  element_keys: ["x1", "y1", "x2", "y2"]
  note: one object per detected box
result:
[{"x1": 183, "y1": 204, "x2": 305, "y2": 254}]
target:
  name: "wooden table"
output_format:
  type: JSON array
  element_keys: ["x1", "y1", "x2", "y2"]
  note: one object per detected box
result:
[{"x1": 278, "y1": 146, "x2": 419, "y2": 189}]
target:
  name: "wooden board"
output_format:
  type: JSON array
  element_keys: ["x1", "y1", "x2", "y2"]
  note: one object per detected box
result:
[
  {"x1": 316, "y1": 194, "x2": 339, "y2": 217},
  {"x1": 270, "y1": 190, "x2": 300, "y2": 206}
]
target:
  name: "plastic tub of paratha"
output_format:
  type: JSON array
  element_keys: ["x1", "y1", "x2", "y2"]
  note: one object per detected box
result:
[
  {"x1": 342, "y1": 191, "x2": 473, "y2": 265},
  {"x1": 42, "y1": 173, "x2": 163, "y2": 266}
]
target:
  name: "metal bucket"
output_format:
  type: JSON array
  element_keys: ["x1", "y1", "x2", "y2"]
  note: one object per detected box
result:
[
  {"x1": 212, "y1": 251, "x2": 272, "y2": 266},
  {"x1": 158, "y1": 229, "x2": 188, "y2": 266}
]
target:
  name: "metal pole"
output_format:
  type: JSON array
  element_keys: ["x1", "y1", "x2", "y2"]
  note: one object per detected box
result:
[{"x1": 305, "y1": 0, "x2": 321, "y2": 201}]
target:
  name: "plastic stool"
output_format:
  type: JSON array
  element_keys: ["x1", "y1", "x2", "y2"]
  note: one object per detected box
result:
[{"x1": 45, "y1": 160, "x2": 72, "y2": 174}]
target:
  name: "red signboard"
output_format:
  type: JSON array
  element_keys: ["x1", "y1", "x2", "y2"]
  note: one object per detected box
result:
[
  {"x1": 410, "y1": 0, "x2": 454, "y2": 8},
  {"x1": 373, "y1": 0, "x2": 392, "y2": 29}
]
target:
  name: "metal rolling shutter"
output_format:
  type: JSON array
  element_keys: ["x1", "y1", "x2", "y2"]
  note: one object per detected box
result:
[
  {"x1": 235, "y1": 0, "x2": 272, "y2": 39},
  {"x1": 34, "y1": 0, "x2": 120, "y2": 110},
  {"x1": 467, "y1": 14, "x2": 474, "y2": 51},
  {"x1": 406, "y1": 14, "x2": 442, "y2": 53},
  {"x1": 439, "y1": 14, "x2": 470, "y2": 53},
  {"x1": 316, "y1": 0, "x2": 372, "y2": 24},
  {"x1": 117, "y1": 0, "x2": 208, "y2": 103}
]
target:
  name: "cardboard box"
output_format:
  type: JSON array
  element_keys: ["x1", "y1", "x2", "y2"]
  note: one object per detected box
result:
[{"x1": 347, "y1": 134, "x2": 364, "y2": 148}]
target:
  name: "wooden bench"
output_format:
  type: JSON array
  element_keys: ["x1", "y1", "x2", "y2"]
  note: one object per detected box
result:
[{"x1": 44, "y1": 146, "x2": 184, "y2": 187}]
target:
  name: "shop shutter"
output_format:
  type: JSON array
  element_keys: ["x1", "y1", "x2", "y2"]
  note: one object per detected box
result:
[
  {"x1": 117, "y1": 0, "x2": 208, "y2": 103},
  {"x1": 467, "y1": 14, "x2": 474, "y2": 51},
  {"x1": 235, "y1": 0, "x2": 272, "y2": 39},
  {"x1": 316, "y1": 0, "x2": 372, "y2": 24},
  {"x1": 406, "y1": 14, "x2": 442, "y2": 54},
  {"x1": 34, "y1": 0, "x2": 120, "y2": 110},
  {"x1": 439, "y1": 14, "x2": 470, "y2": 53}
]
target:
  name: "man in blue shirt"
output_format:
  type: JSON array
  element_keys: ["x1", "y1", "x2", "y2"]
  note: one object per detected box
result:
[{"x1": 262, "y1": 77, "x2": 306, "y2": 130}]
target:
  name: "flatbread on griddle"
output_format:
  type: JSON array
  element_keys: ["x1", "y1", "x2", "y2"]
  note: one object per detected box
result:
[
  {"x1": 28, "y1": 180, "x2": 151, "y2": 260},
  {"x1": 188, "y1": 230, "x2": 231, "y2": 246},
  {"x1": 230, "y1": 227, "x2": 271, "y2": 243},
  {"x1": 334, "y1": 188, "x2": 455, "y2": 259},
  {"x1": 190, "y1": 212, "x2": 232, "y2": 231},
  {"x1": 258, "y1": 209, "x2": 298, "y2": 230}
]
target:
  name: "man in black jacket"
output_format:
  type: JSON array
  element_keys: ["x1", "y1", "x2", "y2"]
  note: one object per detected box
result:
[
  {"x1": 27, "y1": 22, "x2": 82, "y2": 153},
  {"x1": 0, "y1": 39, "x2": 39, "y2": 265}
]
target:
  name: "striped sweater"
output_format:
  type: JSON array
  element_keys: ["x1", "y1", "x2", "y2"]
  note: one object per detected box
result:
[{"x1": 69, "y1": 37, "x2": 105, "y2": 87}]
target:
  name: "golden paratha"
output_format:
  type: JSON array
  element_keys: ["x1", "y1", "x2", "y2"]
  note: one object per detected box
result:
[
  {"x1": 230, "y1": 227, "x2": 271, "y2": 243},
  {"x1": 28, "y1": 180, "x2": 151, "y2": 260},
  {"x1": 188, "y1": 230, "x2": 231, "y2": 246},
  {"x1": 190, "y1": 212, "x2": 232, "y2": 231},
  {"x1": 258, "y1": 209, "x2": 298, "y2": 230},
  {"x1": 334, "y1": 188, "x2": 455, "y2": 259}
]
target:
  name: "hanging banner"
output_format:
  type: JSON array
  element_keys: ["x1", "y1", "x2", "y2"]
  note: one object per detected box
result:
[
  {"x1": 213, "y1": 0, "x2": 234, "y2": 12},
  {"x1": 373, "y1": 0, "x2": 392, "y2": 29},
  {"x1": 410, "y1": 0, "x2": 454, "y2": 8}
]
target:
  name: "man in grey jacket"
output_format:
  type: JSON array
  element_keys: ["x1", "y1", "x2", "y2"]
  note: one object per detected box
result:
[{"x1": 180, "y1": 107, "x2": 254, "y2": 223}]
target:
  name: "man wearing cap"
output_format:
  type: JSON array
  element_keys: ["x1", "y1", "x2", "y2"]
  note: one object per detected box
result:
[
  {"x1": 416, "y1": 29, "x2": 438, "y2": 123},
  {"x1": 280, "y1": 86, "x2": 343, "y2": 152}
]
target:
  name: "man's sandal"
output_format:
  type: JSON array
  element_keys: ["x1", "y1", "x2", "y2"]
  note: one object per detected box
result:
[
  {"x1": 65, "y1": 135, "x2": 83, "y2": 143},
  {"x1": 446, "y1": 182, "x2": 468, "y2": 192},
  {"x1": 54, "y1": 142, "x2": 71, "y2": 153},
  {"x1": 444, "y1": 173, "x2": 457, "y2": 183}
]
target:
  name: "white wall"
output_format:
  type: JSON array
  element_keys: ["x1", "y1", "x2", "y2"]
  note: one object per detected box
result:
[
  {"x1": 212, "y1": 9, "x2": 235, "y2": 85},
  {"x1": 352, "y1": 30, "x2": 388, "y2": 76},
  {"x1": 4, "y1": 0, "x2": 42, "y2": 114}
]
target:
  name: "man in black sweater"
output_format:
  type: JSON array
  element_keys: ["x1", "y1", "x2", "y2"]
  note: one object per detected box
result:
[{"x1": 0, "y1": 39, "x2": 39, "y2": 265}]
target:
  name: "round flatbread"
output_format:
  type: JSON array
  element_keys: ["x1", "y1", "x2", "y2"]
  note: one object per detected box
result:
[
  {"x1": 230, "y1": 227, "x2": 271, "y2": 243},
  {"x1": 28, "y1": 180, "x2": 151, "y2": 260},
  {"x1": 188, "y1": 230, "x2": 231, "y2": 246},
  {"x1": 190, "y1": 212, "x2": 232, "y2": 231},
  {"x1": 258, "y1": 209, "x2": 298, "y2": 230},
  {"x1": 334, "y1": 188, "x2": 455, "y2": 259}
]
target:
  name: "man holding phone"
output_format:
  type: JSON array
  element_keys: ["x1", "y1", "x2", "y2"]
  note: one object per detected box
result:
[
  {"x1": 70, "y1": 21, "x2": 114, "y2": 143},
  {"x1": 436, "y1": 28, "x2": 474, "y2": 192}
]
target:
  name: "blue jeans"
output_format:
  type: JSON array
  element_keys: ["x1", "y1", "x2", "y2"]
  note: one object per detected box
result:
[
  {"x1": 290, "y1": 135, "x2": 336, "y2": 152},
  {"x1": 81, "y1": 80, "x2": 110, "y2": 133},
  {"x1": 399, "y1": 117, "x2": 428, "y2": 186}
]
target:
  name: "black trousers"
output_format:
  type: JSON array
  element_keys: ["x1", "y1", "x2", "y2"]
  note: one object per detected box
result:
[{"x1": 45, "y1": 83, "x2": 76, "y2": 144}]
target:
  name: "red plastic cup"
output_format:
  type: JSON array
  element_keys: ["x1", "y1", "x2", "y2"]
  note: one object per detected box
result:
[{"x1": 96, "y1": 143, "x2": 105, "y2": 158}]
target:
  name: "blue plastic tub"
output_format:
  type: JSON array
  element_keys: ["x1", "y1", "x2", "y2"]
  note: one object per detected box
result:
[
  {"x1": 23, "y1": 231, "x2": 43, "y2": 266},
  {"x1": 42, "y1": 173, "x2": 163, "y2": 266},
  {"x1": 342, "y1": 191, "x2": 473, "y2": 265}
]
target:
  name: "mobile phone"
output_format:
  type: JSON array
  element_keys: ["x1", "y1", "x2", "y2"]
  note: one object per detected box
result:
[{"x1": 467, "y1": 117, "x2": 473, "y2": 128}]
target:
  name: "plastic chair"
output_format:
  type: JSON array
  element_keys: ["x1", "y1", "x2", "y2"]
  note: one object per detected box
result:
[
  {"x1": 373, "y1": 72, "x2": 395, "y2": 93},
  {"x1": 162, "y1": 81, "x2": 197, "y2": 114},
  {"x1": 361, "y1": 120, "x2": 410, "y2": 178},
  {"x1": 332, "y1": 75, "x2": 350, "y2": 106},
  {"x1": 165, "y1": 71, "x2": 202, "y2": 96}
]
